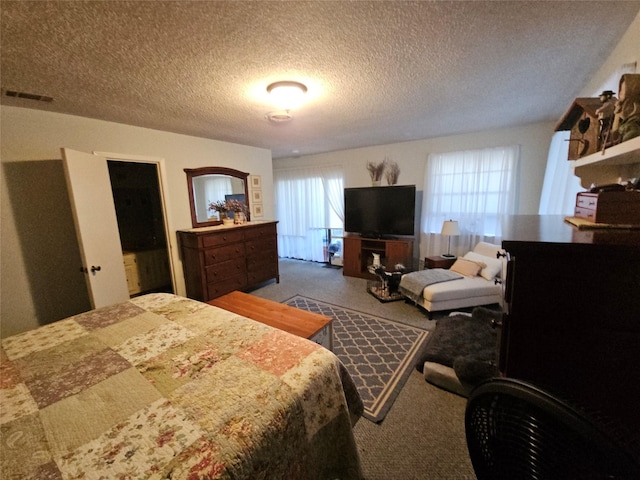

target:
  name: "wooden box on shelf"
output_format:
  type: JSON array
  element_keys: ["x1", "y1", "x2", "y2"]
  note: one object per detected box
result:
[{"x1": 574, "y1": 190, "x2": 640, "y2": 225}]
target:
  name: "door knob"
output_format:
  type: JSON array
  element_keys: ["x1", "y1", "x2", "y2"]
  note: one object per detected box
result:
[{"x1": 90, "y1": 265, "x2": 102, "y2": 273}]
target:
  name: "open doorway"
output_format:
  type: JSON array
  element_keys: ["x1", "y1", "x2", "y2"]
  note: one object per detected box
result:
[{"x1": 108, "y1": 161, "x2": 173, "y2": 296}]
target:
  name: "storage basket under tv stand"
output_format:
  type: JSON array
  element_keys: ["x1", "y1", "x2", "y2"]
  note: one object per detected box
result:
[{"x1": 342, "y1": 233, "x2": 413, "y2": 279}]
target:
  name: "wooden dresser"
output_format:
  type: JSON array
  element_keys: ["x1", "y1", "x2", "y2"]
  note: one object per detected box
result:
[
  {"x1": 500, "y1": 215, "x2": 640, "y2": 438},
  {"x1": 177, "y1": 221, "x2": 279, "y2": 302}
]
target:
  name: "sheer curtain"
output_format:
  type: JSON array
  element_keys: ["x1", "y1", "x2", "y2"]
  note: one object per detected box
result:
[
  {"x1": 538, "y1": 131, "x2": 583, "y2": 215},
  {"x1": 420, "y1": 145, "x2": 521, "y2": 257},
  {"x1": 274, "y1": 165, "x2": 344, "y2": 262},
  {"x1": 193, "y1": 176, "x2": 232, "y2": 220}
]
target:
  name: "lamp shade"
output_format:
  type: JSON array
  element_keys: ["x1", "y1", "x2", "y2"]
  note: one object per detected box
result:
[{"x1": 441, "y1": 220, "x2": 460, "y2": 236}]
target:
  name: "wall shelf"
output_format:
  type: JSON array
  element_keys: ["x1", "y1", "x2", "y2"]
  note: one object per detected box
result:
[{"x1": 572, "y1": 136, "x2": 640, "y2": 188}]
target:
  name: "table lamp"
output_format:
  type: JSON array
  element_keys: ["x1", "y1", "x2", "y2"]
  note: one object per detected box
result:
[{"x1": 441, "y1": 220, "x2": 459, "y2": 258}]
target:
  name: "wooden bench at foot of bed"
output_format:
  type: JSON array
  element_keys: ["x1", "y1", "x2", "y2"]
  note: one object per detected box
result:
[{"x1": 208, "y1": 291, "x2": 333, "y2": 350}]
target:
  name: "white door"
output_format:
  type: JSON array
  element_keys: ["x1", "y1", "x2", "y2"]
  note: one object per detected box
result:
[{"x1": 61, "y1": 148, "x2": 130, "y2": 308}]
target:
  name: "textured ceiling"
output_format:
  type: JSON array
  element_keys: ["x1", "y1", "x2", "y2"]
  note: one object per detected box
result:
[{"x1": 2, "y1": 1, "x2": 639, "y2": 159}]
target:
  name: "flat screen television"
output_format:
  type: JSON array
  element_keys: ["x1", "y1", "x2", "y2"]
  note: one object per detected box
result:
[{"x1": 344, "y1": 185, "x2": 416, "y2": 238}]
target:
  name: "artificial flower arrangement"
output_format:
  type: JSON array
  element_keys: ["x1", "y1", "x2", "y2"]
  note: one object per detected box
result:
[
  {"x1": 208, "y1": 199, "x2": 247, "y2": 223},
  {"x1": 208, "y1": 200, "x2": 230, "y2": 219}
]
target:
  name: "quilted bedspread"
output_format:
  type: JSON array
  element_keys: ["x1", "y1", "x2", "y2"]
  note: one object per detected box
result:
[{"x1": 1, "y1": 293, "x2": 363, "y2": 479}]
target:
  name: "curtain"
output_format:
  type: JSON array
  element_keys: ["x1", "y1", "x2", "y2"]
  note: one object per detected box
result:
[
  {"x1": 538, "y1": 131, "x2": 583, "y2": 215},
  {"x1": 420, "y1": 145, "x2": 521, "y2": 257},
  {"x1": 191, "y1": 175, "x2": 233, "y2": 220},
  {"x1": 274, "y1": 165, "x2": 344, "y2": 262}
]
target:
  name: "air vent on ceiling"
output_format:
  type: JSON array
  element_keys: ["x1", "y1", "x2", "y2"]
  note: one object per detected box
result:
[
  {"x1": 265, "y1": 111, "x2": 293, "y2": 123},
  {"x1": 3, "y1": 89, "x2": 53, "y2": 103}
]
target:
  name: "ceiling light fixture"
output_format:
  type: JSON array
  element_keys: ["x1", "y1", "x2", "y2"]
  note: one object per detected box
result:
[{"x1": 266, "y1": 81, "x2": 307, "y2": 111}]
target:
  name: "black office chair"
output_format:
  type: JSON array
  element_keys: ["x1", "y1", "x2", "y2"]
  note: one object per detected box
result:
[{"x1": 465, "y1": 378, "x2": 640, "y2": 480}]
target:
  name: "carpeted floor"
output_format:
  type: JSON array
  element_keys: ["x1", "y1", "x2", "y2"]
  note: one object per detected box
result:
[
  {"x1": 251, "y1": 258, "x2": 478, "y2": 479},
  {"x1": 284, "y1": 295, "x2": 429, "y2": 422}
]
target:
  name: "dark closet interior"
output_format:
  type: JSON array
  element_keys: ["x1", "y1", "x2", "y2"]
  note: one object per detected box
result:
[{"x1": 108, "y1": 161, "x2": 173, "y2": 296}]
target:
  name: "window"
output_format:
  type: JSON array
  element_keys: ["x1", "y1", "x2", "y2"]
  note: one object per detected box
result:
[
  {"x1": 274, "y1": 165, "x2": 344, "y2": 262},
  {"x1": 538, "y1": 131, "x2": 582, "y2": 215},
  {"x1": 421, "y1": 145, "x2": 521, "y2": 256}
]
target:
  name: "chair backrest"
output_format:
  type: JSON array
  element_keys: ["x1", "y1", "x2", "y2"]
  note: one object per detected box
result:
[{"x1": 465, "y1": 378, "x2": 640, "y2": 480}]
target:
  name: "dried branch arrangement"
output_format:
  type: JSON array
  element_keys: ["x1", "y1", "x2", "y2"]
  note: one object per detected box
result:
[
  {"x1": 366, "y1": 159, "x2": 387, "y2": 182},
  {"x1": 385, "y1": 160, "x2": 400, "y2": 185}
]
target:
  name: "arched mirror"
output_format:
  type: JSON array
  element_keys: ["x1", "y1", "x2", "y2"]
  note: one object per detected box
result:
[{"x1": 185, "y1": 167, "x2": 250, "y2": 228}]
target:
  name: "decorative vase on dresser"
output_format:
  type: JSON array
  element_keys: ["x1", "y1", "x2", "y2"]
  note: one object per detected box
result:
[{"x1": 177, "y1": 221, "x2": 279, "y2": 302}]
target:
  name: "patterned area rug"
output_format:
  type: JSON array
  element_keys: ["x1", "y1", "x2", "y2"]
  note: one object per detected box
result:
[{"x1": 284, "y1": 295, "x2": 429, "y2": 423}]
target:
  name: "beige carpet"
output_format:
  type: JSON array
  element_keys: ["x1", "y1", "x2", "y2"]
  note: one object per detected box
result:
[{"x1": 251, "y1": 259, "x2": 477, "y2": 479}]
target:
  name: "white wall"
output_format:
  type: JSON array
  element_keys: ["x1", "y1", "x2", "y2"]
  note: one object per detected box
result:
[
  {"x1": 579, "y1": 12, "x2": 640, "y2": 97},
  {"x1": 275, "y1": 121, "x2": 555, "y2": 212},
  {"x1": 1, "y1": 106, "x2": 273, "y2": 336}
]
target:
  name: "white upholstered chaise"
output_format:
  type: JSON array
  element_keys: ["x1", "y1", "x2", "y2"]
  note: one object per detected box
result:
[{"x1": 400, "y1": 242, "x2": 505, "y2": 318}]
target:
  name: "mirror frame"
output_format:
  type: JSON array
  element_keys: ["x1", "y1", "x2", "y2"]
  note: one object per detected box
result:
[{"x1": 185, "y1": 167, "x2": 250, "y2": 228}]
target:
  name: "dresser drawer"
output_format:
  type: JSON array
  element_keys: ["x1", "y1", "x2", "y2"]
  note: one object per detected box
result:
[
  {"x1": 205, "y1": 258, "x2": 246, "y2": 283},
  {"x1": 207, "y1": 274, "x2": 247, "y2": 299},
  {"x1": 204, "y1": 244, "x2": 245, "y2": 265},
  {"x1": 247, "y1": 265, "x2": 279, "y2": 285},
  {"x1": 244, "y1": 223, "x2": 277, "y2": 239},
  {"x1": 574, "y1": 206, "x2": 596, "y2": 221},
  {"x1": 245, "y1": 237, "x2": 277, "y2": 256},
  {"x1": 576, "y1": 193, "x2": 598, "y2": 210},
  {"x1": 201, "y1": 230, "x2": 245, "y2": 248}
]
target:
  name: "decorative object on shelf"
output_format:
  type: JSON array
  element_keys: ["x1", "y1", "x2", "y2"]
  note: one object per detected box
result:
[
  {"x1": 385, "y1": 160, "x2": 400, "y2": 185},
  {"x1": 613, "y1": 73, "x2": 640, "y2": 143},
  {"x1": 596, "y1": 90, "x2": 618, "y2": 150},
  {"x1": 372, "y1": 252, "x2": 381, "y2": 267},
  {"x1": 441, "y1": 219, "x2": 460, "y2": 258},
  {"x1": 366, "y1": 159, "x2": 387, "y2": 186},
  {"x1": 555, "y1": 97, "x2": 602, "y2": 159}
]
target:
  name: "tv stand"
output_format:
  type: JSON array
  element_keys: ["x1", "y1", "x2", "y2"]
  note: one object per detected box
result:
[
  {"x1": 343, "y1": 233, "x2": 413, "y2": 279},
  {"x1": 360, "y1": 233, "x2": 398, "y2": 240}
]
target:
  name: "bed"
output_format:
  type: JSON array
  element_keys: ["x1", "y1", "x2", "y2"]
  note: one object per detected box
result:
[
  {"x1": 1, "y1": 293, "x2": 363, "y2": 479},
  {"x1": 399, "y1": 242, "x2": 505, "y2": 318}
]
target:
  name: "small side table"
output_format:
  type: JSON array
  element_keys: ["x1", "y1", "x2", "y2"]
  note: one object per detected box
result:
[
  {"x1": 367, "y1": 264, "x2": 407, "y2": 302},
  {"x1": 425, "y1": 255, "x2": 456, "y2": 269}
]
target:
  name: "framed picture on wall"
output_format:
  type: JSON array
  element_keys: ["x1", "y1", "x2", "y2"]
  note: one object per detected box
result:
[
  {"x1": 250, "y1": 175, "x2": 262, "y2": 189},
  {"x1": 252, "y1": 203, "x2": 264, "y2": 218},
  {"x1": 252, "y1": 190, "x2": 262, "y2": 203}
]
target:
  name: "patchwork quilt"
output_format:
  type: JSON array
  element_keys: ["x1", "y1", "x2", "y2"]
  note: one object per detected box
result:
[{"x1": 1, "y1": 293, "x2": 363, "y2": 479}]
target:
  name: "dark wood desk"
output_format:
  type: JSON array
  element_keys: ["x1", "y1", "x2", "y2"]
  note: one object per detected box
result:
[{"x1": 499, "y1": 215, "x2": 640, "y2": 440}]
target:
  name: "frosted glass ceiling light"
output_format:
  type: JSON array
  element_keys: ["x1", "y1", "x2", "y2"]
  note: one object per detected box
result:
[{"x1": 267, "y1": 81, "x2": 307, "y2": 111}]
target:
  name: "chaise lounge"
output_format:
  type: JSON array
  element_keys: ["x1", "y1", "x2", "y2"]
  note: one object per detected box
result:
[{"x1": 399, "y1": 242, "x2": 505, "y2": 319}]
